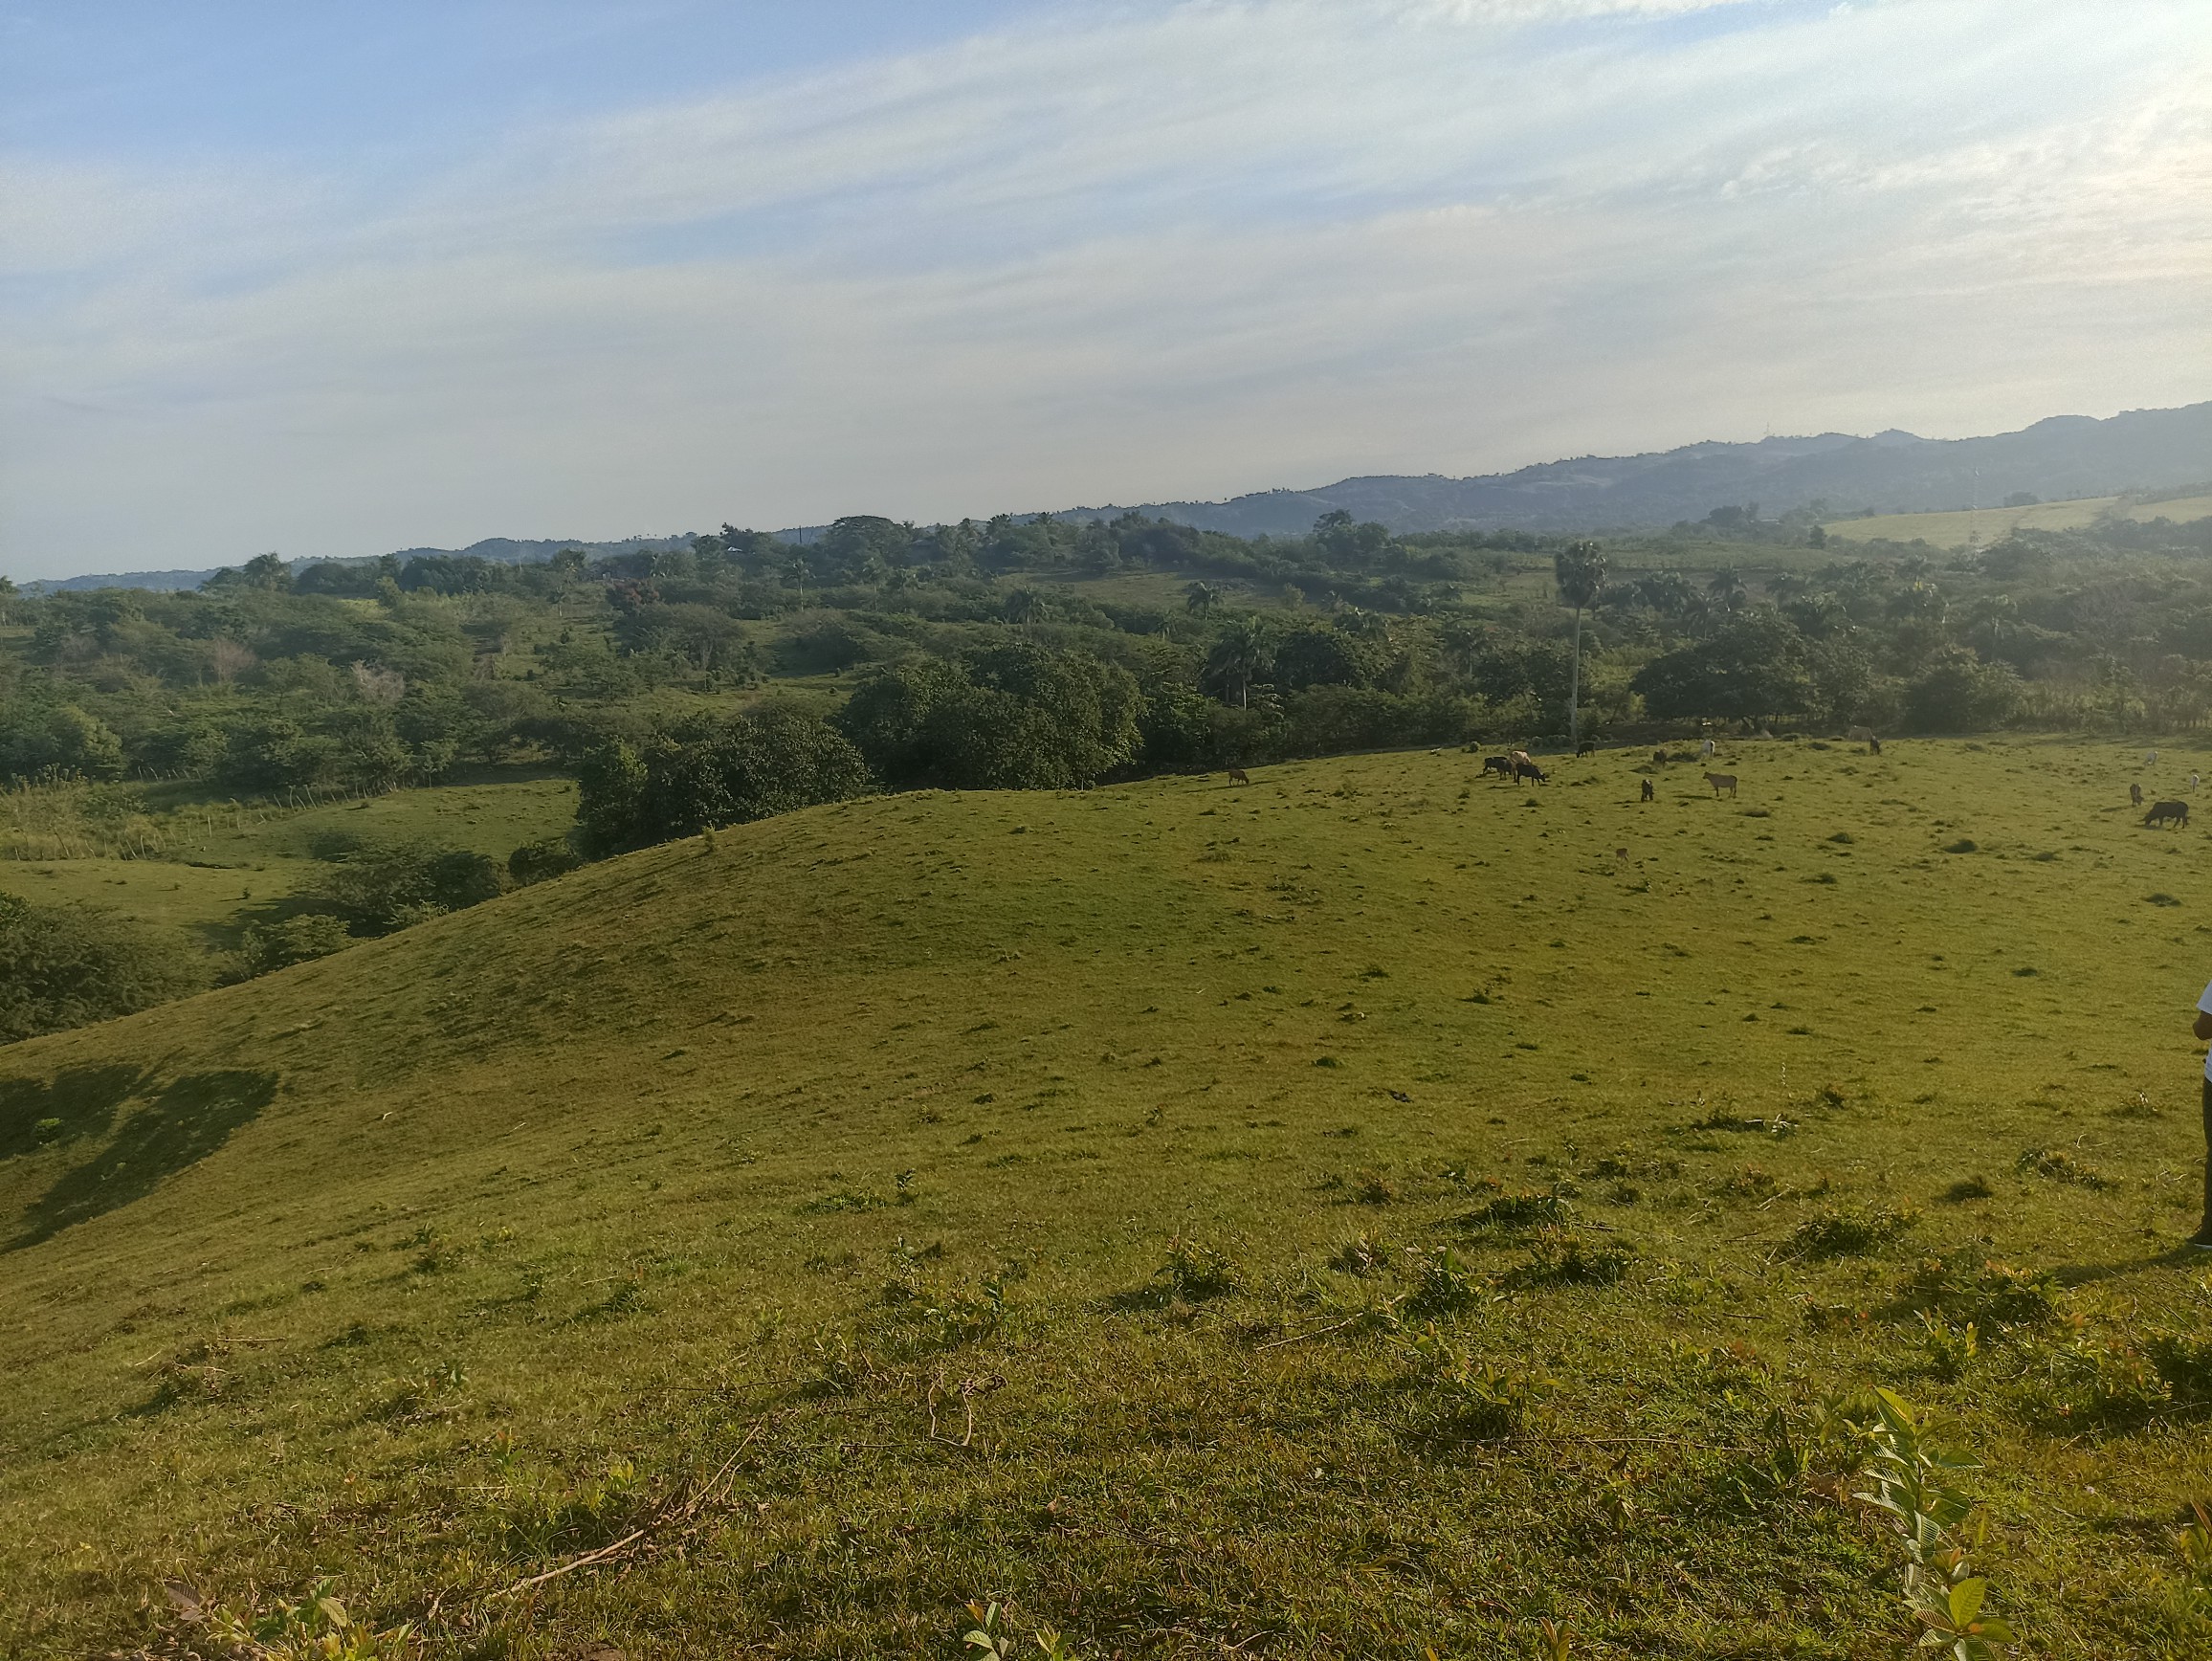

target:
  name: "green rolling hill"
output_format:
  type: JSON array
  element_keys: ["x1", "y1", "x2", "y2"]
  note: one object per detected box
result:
[{"x1": 6, "y1": 739, "x2": 2212, "y2": 1657}]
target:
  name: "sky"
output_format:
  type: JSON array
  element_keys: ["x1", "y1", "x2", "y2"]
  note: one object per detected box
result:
[{"x1": 1, "y1": 0, "x2": 2206, "y2": 579}]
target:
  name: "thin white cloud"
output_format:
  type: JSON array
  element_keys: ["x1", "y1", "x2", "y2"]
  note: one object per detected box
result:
[{"x1": 1, "y1": 0, "x2": 2207, "y2": 574}]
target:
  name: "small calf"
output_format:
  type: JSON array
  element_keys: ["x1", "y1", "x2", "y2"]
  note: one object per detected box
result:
[
  {"x1": 1227, "y1": 766, "x2": 1250, "y2": 786},
  {"x1": 2131, "y1": 783, "x2": 2145, "y2": 808},
  {"x1": 1704, "y1": 771, "x2": 1737, "y2": 798},
  {"x1": 2145, "y1": 800, "x2": 2190, "y2": 830},
  {"x1": 1640, "y1": 778, "x2": 1655, "y2": 801}
]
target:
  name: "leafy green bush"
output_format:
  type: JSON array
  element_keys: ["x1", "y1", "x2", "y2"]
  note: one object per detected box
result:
[
  {"x1": 1784, "y1": 1205, "x2": 1918, "y2": 1258},
  {"x1": 508, "y1": 834, "x2": 585, "y2": 886},
  {"x1": 0, "y1": 894, "x2": 206, "y2": 1044},
  {"x1": 302, "y1": 837, "x2": 506, "y2": 934},
  {"x1": 576, "y1": 700, "x2": 871, "y2": 855},
  {"x1": 240, "y1": 914, "x2": 355, "y2": 977},
  {"x1": 837, "y1": 641, "x2": 1142, "y2": 790}
]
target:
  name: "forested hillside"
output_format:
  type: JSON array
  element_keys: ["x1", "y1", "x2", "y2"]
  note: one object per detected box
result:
[{"x1": 5, "y1": 499, "x2": 2212, "y2": 1042}]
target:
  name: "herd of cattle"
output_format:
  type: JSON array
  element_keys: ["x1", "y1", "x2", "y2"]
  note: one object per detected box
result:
[{"x1": 1225, "y1": 741, "x2": 2201, "y2": 830}]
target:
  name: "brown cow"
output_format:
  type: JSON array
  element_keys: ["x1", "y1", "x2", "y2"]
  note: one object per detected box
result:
[
  {"x1": 2145, "y1": 800, "x2": 2190, "y2": 830},
  {"x1": 1226, "y1": 767, "x2": 1250, "y2": 786},
  {"x1": 1514, "y1": 754, "x2": 1547, "y2": 785},
  {"x1": 1482, "y1": 755, "x2": 1515, "y2": 777},
  {"x1": 1704, "y1": 772, "x2": 1737, "y2": 798},
  {"x1": 2131, "y1": 783, "x2": 2145, "y2": 808},
  {"x1": 1640, "y1": 778, "x2": 1655, "y2": 801}
]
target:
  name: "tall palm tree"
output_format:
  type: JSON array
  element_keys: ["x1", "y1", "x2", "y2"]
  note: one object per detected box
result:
[
  {"x1": 1184, "y1": 582, "x2": 1221, "y2": 617},
  {"x1": 1554, "y1": 540, "x2": 1606, "y2": 748},
  {"x1": 1706, "y1": 566, "x2": 1747, "y2": 612},
  {"x1": 1204, "y1": 615, "x2": 1271, "y2": 710}
]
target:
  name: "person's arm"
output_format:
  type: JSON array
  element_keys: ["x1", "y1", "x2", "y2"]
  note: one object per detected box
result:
[{"x1": 2194, "y1": 1008, "x2": 2212, "y2": 1042}]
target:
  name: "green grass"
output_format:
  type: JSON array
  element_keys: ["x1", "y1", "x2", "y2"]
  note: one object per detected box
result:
[
  {"x1": 1824, "y1": 494, "x2": 2212, "y2": 549},
  {"x1": 6, "y1": 738, "x2": 2212, "y2": 1656},
  {"x1": 0, "y1": 773, "x2": 576, "y2": 953}
]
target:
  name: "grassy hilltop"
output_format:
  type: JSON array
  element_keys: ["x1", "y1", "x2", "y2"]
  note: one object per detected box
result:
[{"x1": 7, "y1": 737, "x2": 2212, "y2": 1657}]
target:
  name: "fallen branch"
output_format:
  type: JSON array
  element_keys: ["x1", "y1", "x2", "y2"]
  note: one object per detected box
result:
[{"x1": 493, "y1": 1413, "x2": 772, "y2": 1599}]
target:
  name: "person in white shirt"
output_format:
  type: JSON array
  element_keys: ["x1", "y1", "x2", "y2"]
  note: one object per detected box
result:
[{"x1": 2190, "y1": 983, "x2": 2212, "y2": 1248}]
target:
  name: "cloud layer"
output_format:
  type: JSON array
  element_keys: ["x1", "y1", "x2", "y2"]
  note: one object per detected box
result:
[{"x1": 3, "y1": 0, "x2": 2207, "y2": 574}]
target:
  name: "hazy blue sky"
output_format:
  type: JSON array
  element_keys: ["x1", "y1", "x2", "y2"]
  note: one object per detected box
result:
[{"x1": 2, "y1": 0, "x2": 2206, "y2": 577}]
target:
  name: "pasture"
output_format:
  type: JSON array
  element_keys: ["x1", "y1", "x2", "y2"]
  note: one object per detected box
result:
[
  {"x1": 4, "y1": 737, "x2": 2212, "y2": 1657},
  {"x1": 1822, "y1": 494, "x2": 2212, "y2": 549},
  {"x1": 0, "y1": 773, "x2": 576, "y2": 952}
]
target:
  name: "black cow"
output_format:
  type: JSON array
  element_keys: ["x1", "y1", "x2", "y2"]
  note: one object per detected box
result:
[
  {"x1": 1481, "y1": 755, "x2": 1515, "y2": 777},
  {"x1": 2145, "y1": 800, "x2": 2190, "y2": 830}
]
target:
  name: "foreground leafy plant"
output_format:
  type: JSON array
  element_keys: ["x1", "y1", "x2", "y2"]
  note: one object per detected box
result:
[
  {"x1": 196, "y1": 1579, "x2": 413, "y2": 1660},
  {"x1": 1853, "y1": 1388, "x2": 2013, "y2": 1659}
]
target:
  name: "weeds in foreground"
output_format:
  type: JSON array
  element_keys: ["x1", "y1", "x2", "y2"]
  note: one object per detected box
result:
[
  {"x1": 1784, "y1": 1206, "x2": 1918, "y2": 1259},
  {"x1": 182, "y1": 1579, "x2": 412, "y2": 1660}
]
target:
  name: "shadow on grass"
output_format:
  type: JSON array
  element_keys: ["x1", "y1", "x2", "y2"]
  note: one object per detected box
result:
[
  {"x1": 2048, "y1": 1246, "x2": 2212, "y2": 1287},
  {"x1": 7, "y1": 1069, "x2": 277, "y2": 1249},
  {"x1": 0, "y1": 1065, "x2": 153, "y2": 1161}
]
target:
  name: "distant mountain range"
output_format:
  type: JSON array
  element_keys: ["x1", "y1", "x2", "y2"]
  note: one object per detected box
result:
[
  {"x1": 1064, "y1": 401, "x2": 2212, "y2": 538},
  {"x1": 20, "y1": 401, "x2": 2207, "y2": 592}
]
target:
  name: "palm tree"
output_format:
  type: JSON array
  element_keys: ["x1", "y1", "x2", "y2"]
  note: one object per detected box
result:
[
  {"x1": 1005, "y1": 588, "x2": 1050, "y2": 632},
  {"x1": 1204, "y1": 615, "x2": 1271, "y2": 709},
  {"x1": 1554, "y1": 540, "x2": 1606, "y2": 748},
  {"x1": 1184, "y1": 582, "x2": 1221, "y2": 618},
  {"x1": 1706, "y1": 566, "x2": 1747, "y2": 612}
]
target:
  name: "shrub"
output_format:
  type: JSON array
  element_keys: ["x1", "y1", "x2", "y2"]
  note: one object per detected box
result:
[
  {"x1": 1506, "y1": 1227, "x2": 1632, "y2": 1287},
  {"x1": 576, "y1": 701, "x2": 872, "y2": 855},
  {"x1": 1156, "y1": 1236, "x2": 1242, "y2": 1301},
  {"x1": 0, "y1": 894, "x2": 205, "y2": 1044},
  {"x1": 304, "y1": 838, "x2": 506, "y2": 934},
  {"x1": 1457, "y1": 1189, "x2": 1572, "y2": 1233},
  {"x1": 1784, "y1": 1206, "x2": 1918, "y2": 1259},
  {"x1": 1401, "y1": 1245, "x2": 1485, "y2": 1318},
  {"x1": 240, "y1": 914, "x2": 355, "y2": 977},
  {"x1": 2016, "y1": 1147, "x2": 2111, "y2": 1189},
  {"x1": 837, "y1": 641, "x2": 1142, "y2": 791},
  {"x1": 508, "y1": 834, "x2": 584, "y2": 886}
]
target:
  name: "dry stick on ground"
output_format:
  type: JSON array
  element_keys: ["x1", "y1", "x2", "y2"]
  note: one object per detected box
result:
[{"x1": 493, "y1": 1414, "x2": 773, "y2": 1600}]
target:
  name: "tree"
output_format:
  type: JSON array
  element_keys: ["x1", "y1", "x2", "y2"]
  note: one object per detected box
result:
[
  {"x1": 838, "y1": 641, "x2": 1142, "y2": 791},
  {"x1": 1902, "y1": 649, "x2": 2020, "y2": 734},
  {"x1": 1203, "y1": 615, "x2": 1272, "y2": 710},
  {"x1": 1707, "y1": 567, "x2": 1748, "y2": 613},
  {"x1": 0, "y1": 702, "x2": 125, "y2": 783},
  {"x1": 0, "y1": 894, "x2": 205, "y2": 1044},
  {"x1": 1183, "y1": 582, "x2": 1221, "y2": 618},
  {"x1": 1554, "y1": 541, "x2": 1606, "y2": 746},
  {"x1": 577, "y1": 702, "x2": 872, "y2": 855},
  {"x1": 304, "y1": 838, "x2": 507, "y2": 933},
  {"x1": 1631, "y1": 612, "x2": 1813, "y2": 725}
]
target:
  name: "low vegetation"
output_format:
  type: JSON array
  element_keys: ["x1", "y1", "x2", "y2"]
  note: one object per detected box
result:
[{"x1": 3, "y1": 738, "x2": 2212, "y2": 1655}]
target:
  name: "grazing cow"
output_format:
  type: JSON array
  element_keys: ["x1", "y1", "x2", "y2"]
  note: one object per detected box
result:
[
  {"x1": 1701, "y1": 738, "x2": 1716, "y2": 760},
  {"x1": 1703, "y1": 771, "x2": 1737, "y2": 798},
  {"x1": 2146, "y1": 800, "x2": 2190, "y2": 829},
  {"x1": 2132, "y1": 783, "x2": 2145, "y2": 808},
  {"x1": 1515, "y1": 757, "x2": 1548, "y2": 785},
  {"x1": 1615, "y1": 847, "x2": 1628, "y2": 860},
  {"x1": 1640, "y1": 778, "x2": 1655, "y2": 801},
  {"x1": 1577, "y1": 739, "x2": 1596, "y2": 757},
  {"x1": 1481, "y1": 755, "x2": 1515, "y2": 777},
  {"x1": 2194, "y1": 773, "x2": 2202, "y2": 793},
  {"x1": 1847, "y1": 725, "x2": 1874, "y2": 742},
  {"x1": 2147, "y1": 749, "x2": 2159, "y2": 766},
  {"x1": 1226, "y1": 766, "x2": 1250, "y2": 786},
  {"x1": 1868, "y1": 737, "x2": 1882, "y2": 755},
  {"x1": 1653, "y1": 749, "x2": 1667, "y2": 764}
]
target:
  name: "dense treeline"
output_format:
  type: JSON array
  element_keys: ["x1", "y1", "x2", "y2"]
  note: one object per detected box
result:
[{"x1": 7, "y1": 502, "x2": 2212, "y2": 842}]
